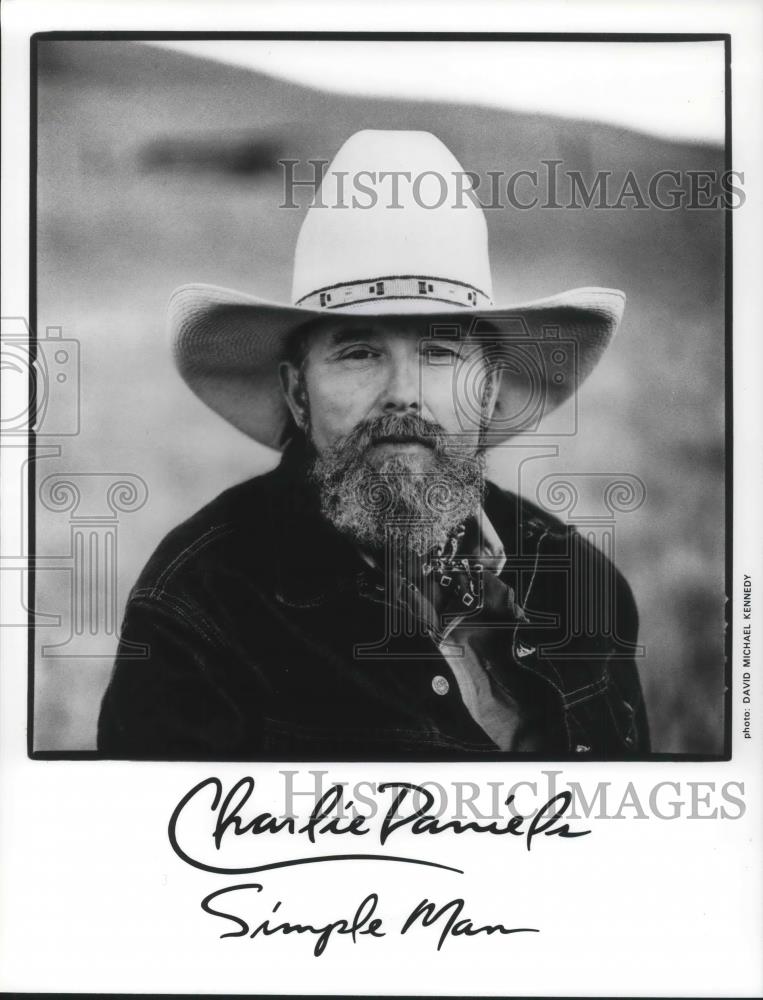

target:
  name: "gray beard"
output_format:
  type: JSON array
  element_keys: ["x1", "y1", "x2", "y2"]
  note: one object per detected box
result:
[{"x1": 308, "y1": 414, "x2": 485, "y2": 556}]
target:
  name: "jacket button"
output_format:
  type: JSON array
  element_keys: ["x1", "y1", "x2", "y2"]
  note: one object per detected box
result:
[{"x1": 432, "y1": 675, "x2": 450, "y2": 696}]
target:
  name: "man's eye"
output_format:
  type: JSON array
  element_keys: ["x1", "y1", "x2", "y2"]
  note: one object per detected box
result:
[
  {"x1": 339, "y1": 347, "x2": 379, "y2": 361},
  {"x1": 424, "y1": 346, "x2": 460, "y2": 363}
]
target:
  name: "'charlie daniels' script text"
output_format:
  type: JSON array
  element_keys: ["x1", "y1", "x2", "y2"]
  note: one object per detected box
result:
[{"x1": 168, "y1": 779, "x2": 591, "y2": 954}]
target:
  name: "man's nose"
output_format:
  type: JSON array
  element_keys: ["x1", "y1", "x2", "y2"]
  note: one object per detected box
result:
[{"x1": 380, "y1": 357, "x2": 421, "y2": 413}]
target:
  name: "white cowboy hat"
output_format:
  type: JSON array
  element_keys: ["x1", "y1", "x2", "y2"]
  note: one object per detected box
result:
[{"x1": 170, "y1": 129, "x2": 625, "y2": 450}]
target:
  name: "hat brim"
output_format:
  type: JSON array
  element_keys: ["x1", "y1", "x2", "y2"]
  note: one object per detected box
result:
[{"x1": 170, "y1": 283, "x2": 625, "y2": 450}]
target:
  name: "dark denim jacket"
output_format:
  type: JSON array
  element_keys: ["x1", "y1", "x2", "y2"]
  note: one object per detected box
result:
[{"x1": 98, "y1": 451, "x2": 650, "y2": 759}]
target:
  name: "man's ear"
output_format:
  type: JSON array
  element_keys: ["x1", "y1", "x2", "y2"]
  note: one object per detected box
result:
[{"x1": 279, "y1": 361, "x2": 309, "y2": 430}]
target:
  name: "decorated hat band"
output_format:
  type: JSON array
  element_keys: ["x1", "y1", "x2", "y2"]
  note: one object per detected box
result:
[{"x1": 295, "y1": 275, "x2": 494, "y2": 311}]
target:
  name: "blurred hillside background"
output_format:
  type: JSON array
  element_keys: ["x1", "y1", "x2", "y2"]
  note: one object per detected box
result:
[{"x1": 32, "y1": 40, "x2": 726, "y2": 753}]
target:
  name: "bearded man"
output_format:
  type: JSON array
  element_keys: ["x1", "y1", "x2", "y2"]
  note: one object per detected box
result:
[{"x1": 97, "y1": 130, "x2": 650, "y2": 758}]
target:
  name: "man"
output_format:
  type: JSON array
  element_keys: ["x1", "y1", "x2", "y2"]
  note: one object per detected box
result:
[{"x1": 98, "y1": 129, "x2": 649, "y2": 758}]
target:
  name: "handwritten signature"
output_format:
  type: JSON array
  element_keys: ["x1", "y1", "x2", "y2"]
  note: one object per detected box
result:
[
  {"x1": 201, "y1": 884, "x2": 539, "y2": 956},
  {"x1": 169, "y1": 779, "x2": 590, "y2": 875},
  {"x1": 169, "y1": 779, "x2": 587, "y2": 953}
]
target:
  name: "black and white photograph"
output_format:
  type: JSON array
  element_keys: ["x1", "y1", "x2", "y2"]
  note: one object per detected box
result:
[
  {"x1": 27, "y1": 34, "x2": 729, "y2": 759},
  {"x1": 1, "y1": 4, "x2": 761, "y2": 997}
]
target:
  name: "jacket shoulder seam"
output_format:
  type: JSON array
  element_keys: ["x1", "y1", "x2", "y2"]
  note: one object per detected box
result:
[
  {"x1": 129, "y1": 587, "x2": 231, "y2": 648},
  {"x1": 150, "y1": 522, "x2": 237, "y2": 596}
]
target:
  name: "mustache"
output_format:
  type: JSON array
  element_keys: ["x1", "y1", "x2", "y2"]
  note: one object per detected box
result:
[{"x1": 331, "y1": 413, "x2": 449, "y2": 458}]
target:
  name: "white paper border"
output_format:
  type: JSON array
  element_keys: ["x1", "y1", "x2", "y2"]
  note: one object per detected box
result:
[{"x1": 2, "y1": 1, "x2": 762, "y2": 995}]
